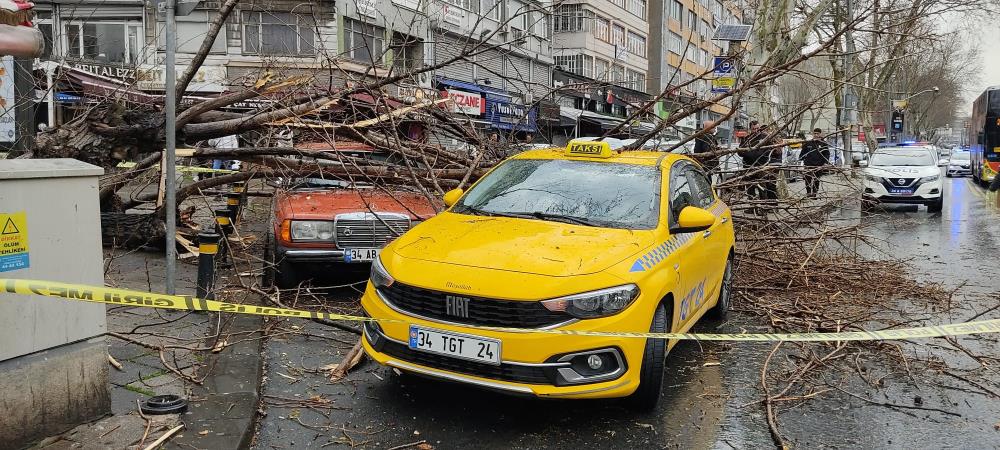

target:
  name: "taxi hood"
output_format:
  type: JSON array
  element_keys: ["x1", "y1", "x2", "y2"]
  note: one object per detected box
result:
[{"x1": 390, "y1": 212, "x2": 656, "y2": 277}]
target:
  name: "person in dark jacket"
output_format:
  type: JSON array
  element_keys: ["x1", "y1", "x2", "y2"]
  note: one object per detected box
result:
[
  {"x1": 693, "y1": 120, "x2": 720, "y2": 174},
  {"x1": 738, "y1": 122, "x2": 781, "y2": 213},
  {"x1": 989, "y1": 168, "x2": 1000, "y2": 208},
  {"x1": 800, "y1": 128, "x2": 831, "y2": 198}
]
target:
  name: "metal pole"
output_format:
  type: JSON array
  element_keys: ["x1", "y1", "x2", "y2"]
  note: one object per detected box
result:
[{"x1": 164, "y1": 0, "x2": 178, "y2": 294}]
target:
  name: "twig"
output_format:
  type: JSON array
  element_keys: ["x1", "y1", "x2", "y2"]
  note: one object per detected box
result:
[
  {"x1": 387, "y1": 440, "x2": 427, "y2": 450},
  {"x1": 829, "y1": 385, "x2": 962, "y2": 417},
  {"x1": 141, "y1": 424, "x2": 185, "y2": 450},
  {"x1": 761, "y1": 343, "x2": 787, "y2": 450},
  {"x1": 107, "y1": 353, "x2": 124, "y2": 371}
]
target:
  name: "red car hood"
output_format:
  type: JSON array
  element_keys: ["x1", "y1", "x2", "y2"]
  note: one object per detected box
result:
[{"x1": 275, "y1": 189, "x2": 438, "y2": 221}]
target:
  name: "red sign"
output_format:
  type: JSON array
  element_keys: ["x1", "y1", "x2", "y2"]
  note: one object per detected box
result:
[
  {"x1": 440, "y1": 89, "x2": 484, "y2": 116},
  {"x1": 735, "y1": 130, "x2": 748, "y2": 138},
  {"x1": 858, "y1": 131, "x2": 866, "y2": 142}
]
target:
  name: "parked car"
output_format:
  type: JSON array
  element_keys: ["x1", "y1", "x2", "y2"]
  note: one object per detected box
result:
[
  {"x1": 862, "y1": 148, "x2": 943, "y2": 212},
  {"x1": 945, "y1": 151, "x2": 972, "y2": 177},
  {"x1": 361, "y1": 139, "x2": 735, "y2": 410},
  {"x1": 263, "y1": 143, "x2": 438, "y2": 288}
]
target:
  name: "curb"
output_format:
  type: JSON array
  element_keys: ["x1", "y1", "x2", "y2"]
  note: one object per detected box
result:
[{"x1": 168, "y1": 313, "x2": 263, "y2": 449}]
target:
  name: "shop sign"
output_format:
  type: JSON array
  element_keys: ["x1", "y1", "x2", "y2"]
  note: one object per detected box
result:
[{"x1": 442, "y1": 88, "x2": 483, "y2": 116}]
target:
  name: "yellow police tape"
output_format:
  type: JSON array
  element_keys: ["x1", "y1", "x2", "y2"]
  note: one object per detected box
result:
[{"x1": 2, "y1": 278, "x2": 999, "y2": 342}]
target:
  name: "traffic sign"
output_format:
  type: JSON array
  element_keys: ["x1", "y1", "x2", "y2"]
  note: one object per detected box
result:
[{"x1": 713, "y1": 56, "x2": 735, "y2": 76}]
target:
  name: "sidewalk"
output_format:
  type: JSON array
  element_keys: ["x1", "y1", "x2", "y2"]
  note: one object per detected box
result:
[{"x1": 32, "y1": 204, "x2": 265, "y2": 450}]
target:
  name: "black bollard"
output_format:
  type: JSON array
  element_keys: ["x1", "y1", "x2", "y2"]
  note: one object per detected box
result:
[
  {"x1": 196, "y1": 232, "x2": 220, "y2": 300},
  {"x1": 214, "y1": 208, "x2": 232, "y2": 266},
  {"x1": 226, "y1": 192, "x2": 241, "y2": 224}
]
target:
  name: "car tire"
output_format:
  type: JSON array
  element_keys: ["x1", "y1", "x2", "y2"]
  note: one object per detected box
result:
[
  {"x1": 708, "y1": 257, "x2": 733, "y2": 320},
  {"x1": 927, "y1": 197, "x2": 943, "y2": 213},
  {"x1": 945, "y1": 173, "x2": 952, "y2": 178},
  {"x1": 263, "y1": 230, "x2": 301, "y2": 289},
  {"x1": 262, "y1": 232, "x2": 275, "y2": 288},
  {"x1": 624, "y1": 302, "x2": 670, "y2": 411}
]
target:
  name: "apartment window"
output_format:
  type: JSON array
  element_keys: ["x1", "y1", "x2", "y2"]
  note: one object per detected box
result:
[
  {"x1": 481, "y1": 0, "x2": 500, "y2": 19},
  {"x1": 671, "y1": 1, "x2": 683, "y2": 23},
  {"x1": 175, "y1": 19, "x2": 226, "y2": 54},
  {"x1": 701, "y1": 19, "x2": 711, "y2": 37},
  {"x1": 390, "y1": 33, "x2": 421, "y2": 71},
  {"x1": 594, "y1": 16, "x2": 610, "y2": 42},
  {"x1": 626, "y1": 0, "x2": 647, "y2": 19},
  {"x1": 626, "y1": 31, "x2": 646, "y2": 57},
  {"x1": 243, "y1": 12, "x2": 314, "y2": 56},
  {"x1": 64, "y1": 21, "x2": 143, "y2": 64},
  {"x1": 343, "y1": 19, "x2": 385, "y2": 64},
  {"x1": 595, "y1": 58, "x2": 610, "y2": 79},
  {"x1": 611, "y1": 64, "x2": 624, "y2": 83},
  {"x1": 534, "y1": 10, "x2": 549, "y2": 39},
  {"x1": 688, "y1": 9, "x2": 697, "y2": 30},
  {"x1": 626, "y1": 69, "x2": 645, "y2": 90},
  {"x1": 713, "y1": 1, "x2": 723, "y2": 19},
  {"x1": 554, "y1": 54, "x2": 594, "y2": 78},
  {"x1": 668, "y1": 31, "x2": 682, "y2": 55},
  {"x1": 446, "y1": 0, "x2": 476, "y2": 11},
  {"x1": 612, "y1": 24, "x2": 625, "y2": 47},
  {"x1": 610, "y1": 0, "x2": 626, "y2": 10},
  {"x1": 555, "y1": 4, "x2": 589, "y2": 32},
  {"x1": 685, "y1": 45, "x2": 696, "y2": 63}
]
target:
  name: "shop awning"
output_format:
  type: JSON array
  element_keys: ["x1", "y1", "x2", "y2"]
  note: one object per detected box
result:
[{"x1": 559, "y1": 107, "x2": 624, "y2": 130}]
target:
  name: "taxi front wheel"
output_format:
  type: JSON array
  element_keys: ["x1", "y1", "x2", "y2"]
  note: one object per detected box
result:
[
  {"x1": 624, "y1": 302, "x2": 670, "y2": 411},
  {"x1": 708, "y1": 257, "x2": 733, "y2": 320}
]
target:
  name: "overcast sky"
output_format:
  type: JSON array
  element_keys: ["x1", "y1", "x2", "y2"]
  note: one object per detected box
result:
[{"x1": 963, "y1": 23, "x2": 1000, "y2": 107}]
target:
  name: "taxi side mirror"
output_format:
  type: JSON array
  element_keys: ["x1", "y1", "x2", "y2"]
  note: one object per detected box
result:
[
  {"x1": 443, "y1": 188, "x2": 464, "y2": 207},
  {"x1": 670, "y1": 206, "x2": 716, "y2": 234}
]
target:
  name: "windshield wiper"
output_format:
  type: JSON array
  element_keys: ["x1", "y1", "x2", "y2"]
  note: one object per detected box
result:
[{"x1": 522, "y1": 211, "x2": 602, "y2": 227}]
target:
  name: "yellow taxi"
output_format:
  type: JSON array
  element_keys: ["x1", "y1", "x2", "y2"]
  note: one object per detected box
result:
[{"x1": 360, "y1": 139, "x2": 735, "y2": 409}]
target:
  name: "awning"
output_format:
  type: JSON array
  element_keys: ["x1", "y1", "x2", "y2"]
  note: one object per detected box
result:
[
  {"x1": 559, "y1": 107, "x2": 624, "y2": 130},
  {"x1": 434, "y1": 76, "x2": 511, "y2": 99}
]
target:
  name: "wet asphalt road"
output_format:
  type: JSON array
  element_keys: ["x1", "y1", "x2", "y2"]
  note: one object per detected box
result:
[{"x1": 253, "y1": 174, "x2": 999, "y2": 449}]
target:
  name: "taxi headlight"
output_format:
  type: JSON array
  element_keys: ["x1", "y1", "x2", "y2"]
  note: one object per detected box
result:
[
  {"x1": 920, "y1": 174, "x2": 940, "y2": 183},
  {"x1": 370, "y1": 256, "x2": 394, "y2": 289},
  {"x1": 290, "y1": 220, "x2": 335, "y2": 241},
  {"x1": 541, "y1": 284, "x2": 639, "y2": 319}
]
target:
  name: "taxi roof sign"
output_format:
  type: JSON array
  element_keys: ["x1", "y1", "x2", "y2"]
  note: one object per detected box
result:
[{"x1": 566, "y1": 140, "x2": 615, "y2": 158}]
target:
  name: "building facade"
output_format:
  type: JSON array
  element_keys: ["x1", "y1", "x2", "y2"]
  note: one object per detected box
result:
[{"x1": 648, "y1": 0, "x2": 743, "y2": 138}]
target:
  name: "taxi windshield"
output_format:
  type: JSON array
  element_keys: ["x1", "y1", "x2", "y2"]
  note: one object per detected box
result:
[
  {"x1": 453, "y1": 159, "x2": 661, "y2": 229},
  {"x1": 870, "y1": 151, "x2": 935, "y2": 167}
]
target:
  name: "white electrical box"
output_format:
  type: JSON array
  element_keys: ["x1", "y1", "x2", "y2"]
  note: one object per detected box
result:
[{"x1": 0, "y1": 158, "x2": 106, "y2": 360}]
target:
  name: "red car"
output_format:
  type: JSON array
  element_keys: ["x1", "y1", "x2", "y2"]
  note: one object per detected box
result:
[{"x1": 262, "y1": 144, "x2": 438, "y2": 288}]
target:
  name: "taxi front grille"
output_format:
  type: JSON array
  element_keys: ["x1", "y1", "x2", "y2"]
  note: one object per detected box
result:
[
  {"x1": 377, "y1": 282, "x2": 570, "y2": 328},
  {"x1": 335, "y1": 217, "x2": 409, "y2": 248},
  {"x1": 377, "y1": 337, "x2": 552, "y2": 385}
]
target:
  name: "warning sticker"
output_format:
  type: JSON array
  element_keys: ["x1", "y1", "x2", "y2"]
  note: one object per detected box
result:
[{"x1": 0, "y1": 211, "x2": 29, "y2": 273}]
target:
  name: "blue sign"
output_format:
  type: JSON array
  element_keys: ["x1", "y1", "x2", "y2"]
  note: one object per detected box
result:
[
  {"x1": 713, "y1": 56, "x2": 735, "y2": 76},
  {"x1": 486, "y1": 98, "x2": 537, "y2": 132}
]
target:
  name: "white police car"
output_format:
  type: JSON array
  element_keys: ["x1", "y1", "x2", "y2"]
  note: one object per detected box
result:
[{"x1": 863, "y1": 148, "x2": 943, "y2": 212}]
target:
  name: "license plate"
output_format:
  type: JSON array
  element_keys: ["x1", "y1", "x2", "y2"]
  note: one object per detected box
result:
[
  {"x1": 408, "y1": 325, "x2": 501, "y2": 365},
  {"x1": 888, "y1": 188, "x2": 914, "y2": 195},
  {"x1": 344, "y1": 248, "x2": 379, "y2": 262}
]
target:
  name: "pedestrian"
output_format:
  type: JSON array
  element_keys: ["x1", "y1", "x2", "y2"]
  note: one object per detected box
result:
[
  {"x1": 800, "y1": 128, "x2": 831, "y2": 198},
  {"x1": 738, "y1": 121, "x2": 780, "y2": 214},
  {"x1": 693, "y1": 120, "x2": 720, "y2": 175}
]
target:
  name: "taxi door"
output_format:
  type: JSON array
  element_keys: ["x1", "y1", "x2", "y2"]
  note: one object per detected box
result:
[
  {"x1": 686, "y1": 165, "x2": 729, "y2": 300},
  {"x1": 667, "y1": 161, "x2": 716, "y2": 329}
]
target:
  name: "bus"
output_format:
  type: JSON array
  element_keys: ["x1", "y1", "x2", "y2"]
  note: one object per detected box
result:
[{"x1": 968, "y1": 86, "x2": 1000, "y2": 184}]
